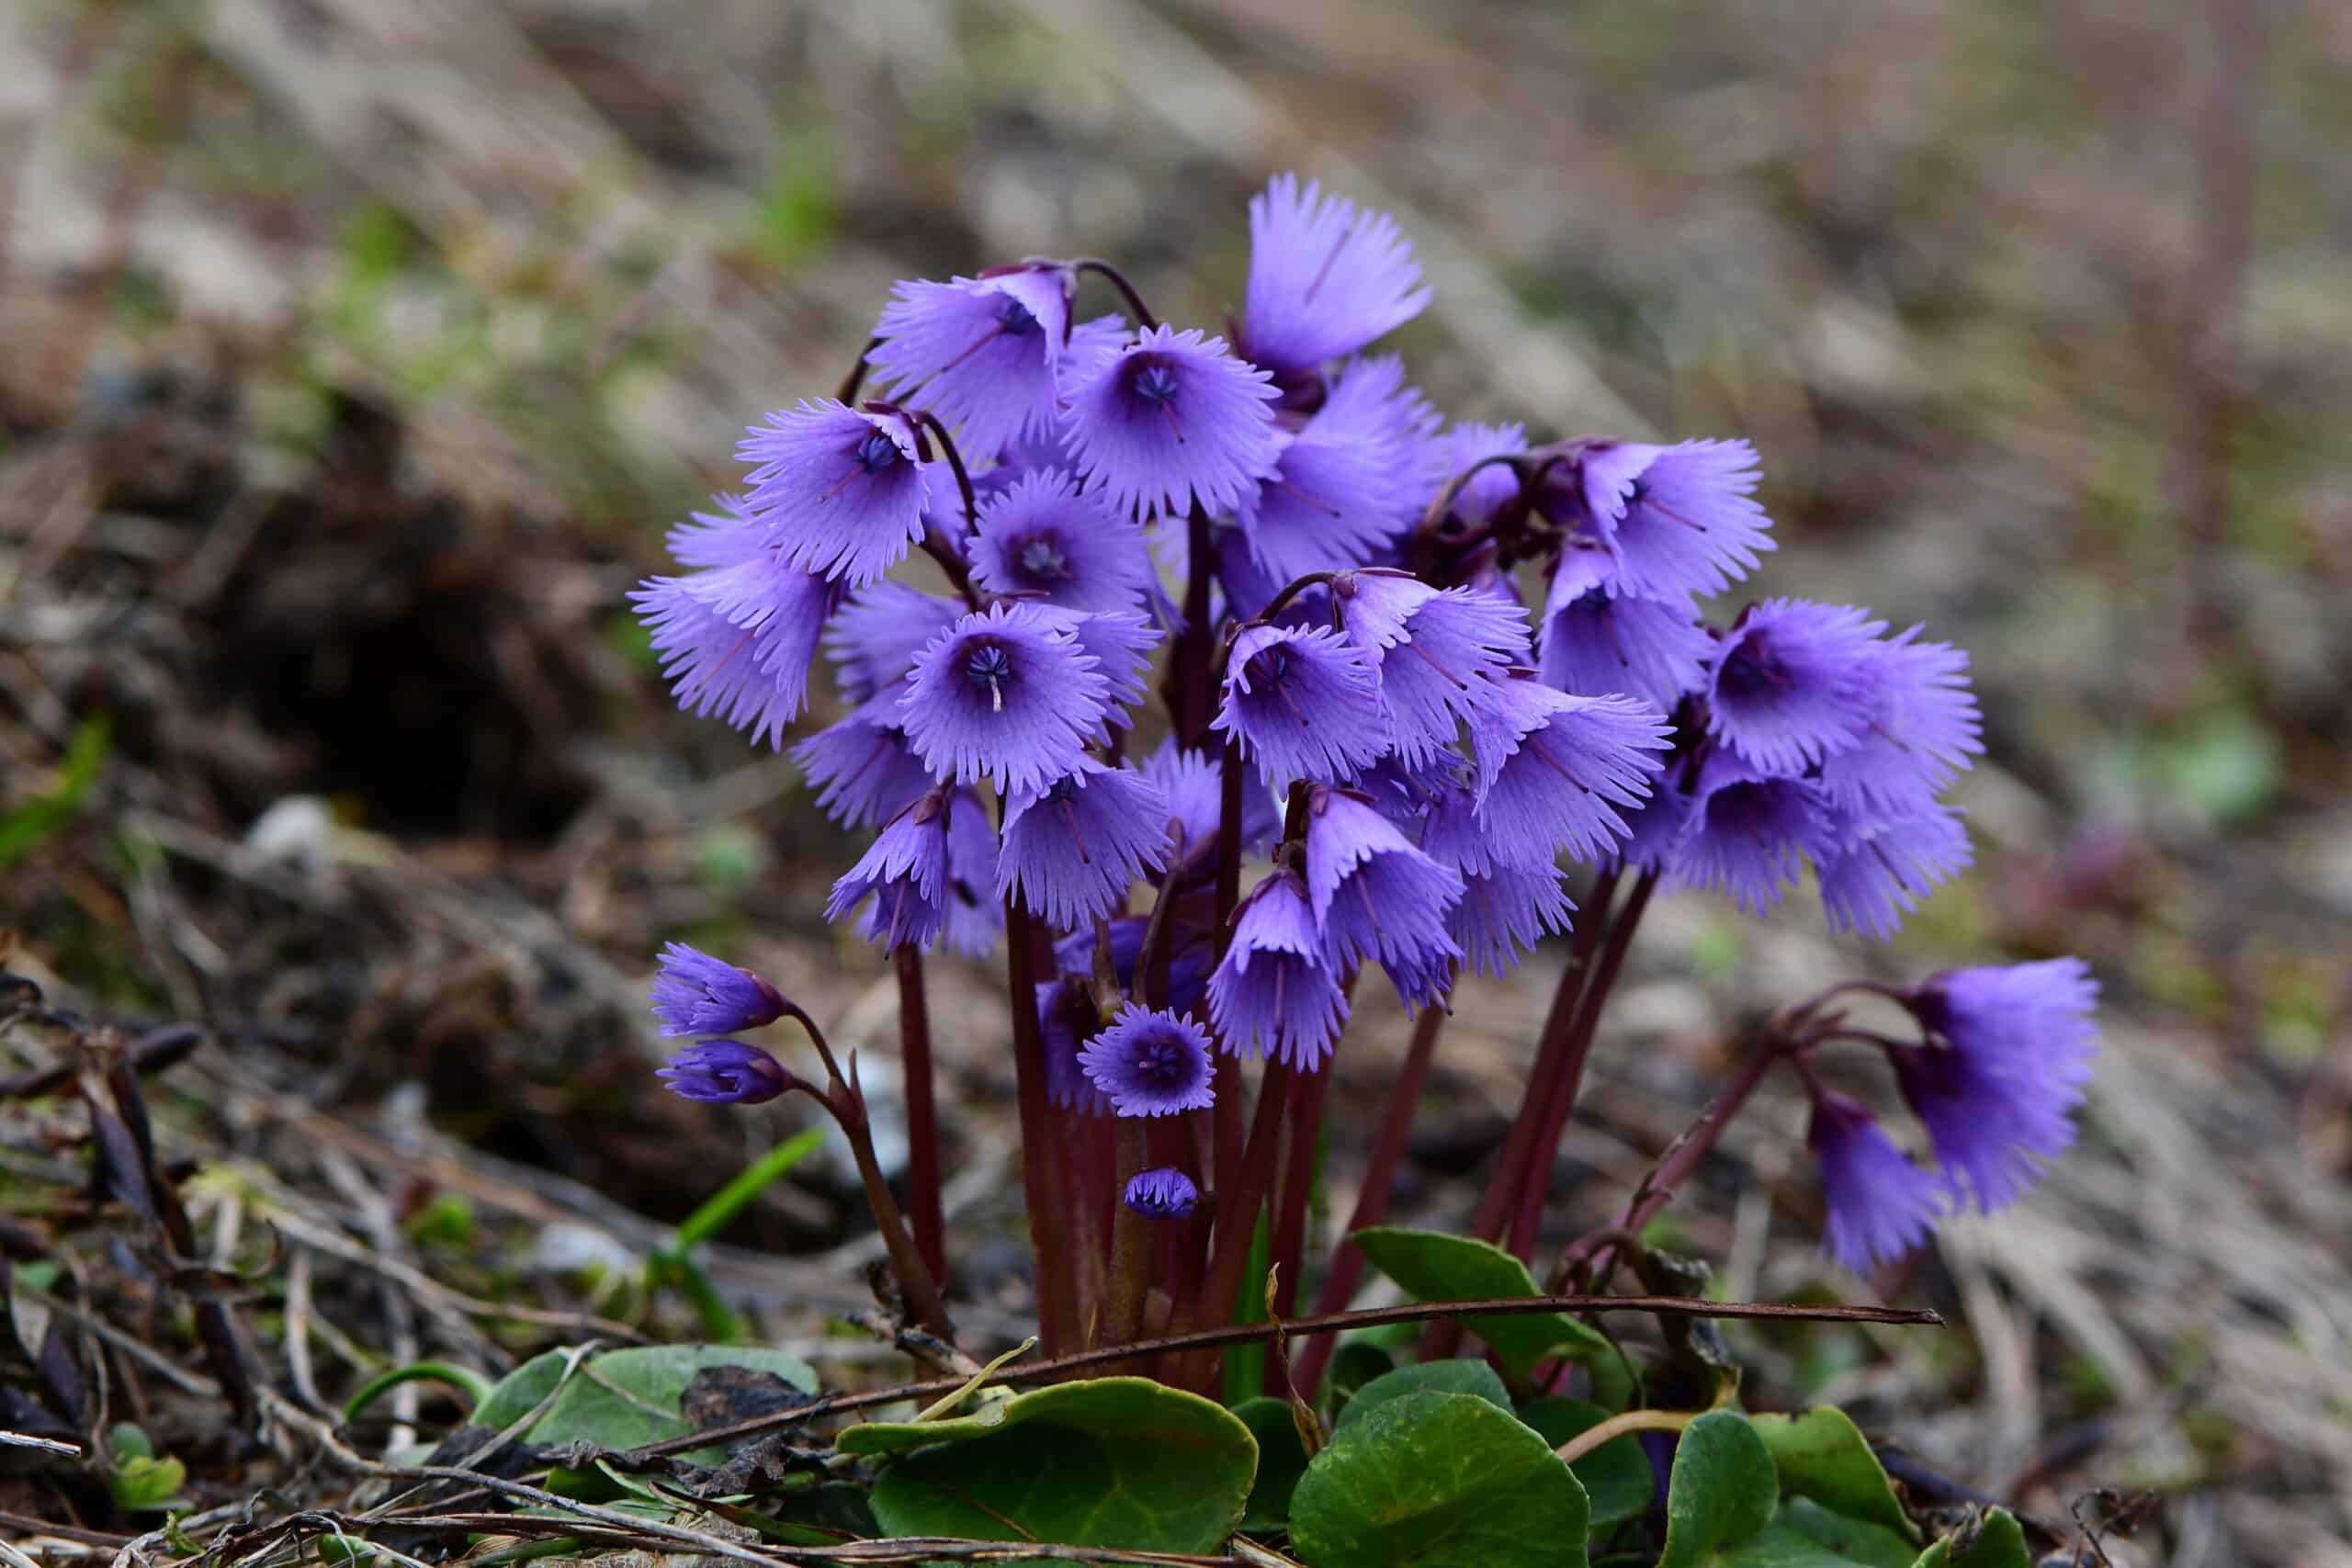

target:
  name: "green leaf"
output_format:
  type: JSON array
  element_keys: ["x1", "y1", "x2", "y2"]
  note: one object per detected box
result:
[
  {"x1": 1324, "y1": 1340, "x2": 1396, "y2": 1413},
  {"x1": 1333, "y1": 1359, "x2": 1511, "y2": 1433},
  {"x1": 1230, "y1": 1396, "x2": 1312, "y2": 1531},
  {"x1": 1910, "y1": 1509, "x2": 2030, "y2": 1568},
  {"x1": 846, "y1": 1377, "x2": 1256, "y2": 1553},
  {"x1": 470, "y1": 1344, "x2": 817, "y2": 1463},
  {"x1": 1353, "y1": 1227, "x2": 1611, "y2": 1378},
  {"x1": 1658, "y1": 1410, "x2": 1777, "y2": 1568},
  {"x1": 1771, "y1": 1499, "x2": 1918, "y2": 1568},
  {"x1": 1289, "y1": 1390, "x2": 1590, "y2": 1568},
  {"x1": 109, "y1": 1453, "x2": 188, "y2": 1514},
  {"x1": 1751, "y1": 1409, "x2": 1916, "y2": 1540},
  {"x1": 0, "y1": 716, "x2": 108, "y2": 872},
  {"x1": 1714, "y1": 1522, "x2": 1895, "y2": 1565},
  {"x1": 1516, "y1": 1397, "x2": 1654, "y2": 1531}
]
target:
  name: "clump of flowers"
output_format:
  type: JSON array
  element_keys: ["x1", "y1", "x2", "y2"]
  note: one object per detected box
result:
[{"x1": 634, "y1": 175, "x2": 2097, "y2": 1380}]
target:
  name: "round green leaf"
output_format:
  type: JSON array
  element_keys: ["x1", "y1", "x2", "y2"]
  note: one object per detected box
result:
[
  {"x1": 1290, "y1": 1390, "x2": 1590, "y2": 1568},
  {"x1": 1353, "y1": 1227, "x2": 1611, "y2": 1379},
  {"x1": 1771, "y1": 1498, "x2": 1918, "y2": 1568},
  {"x1": 849, "y1": 1377, "x2": 1257, "y2": 1553},
  {"x1": 1334, "y1": 1359, "x2": 1510, "y2": 1433},
  {"x1": 1659, "y1": 1410, "x2": 1777, "y2": 1568},
  {"x1": 1911, "y1": 1508, "x2": 2030, "y2": 1568},
  {"x1": 1517, "y1": 1397, "x2": 1655, "y2": 1531},
  {"x1": 1752, "y1": 1409, "x2": 1916, "y2": 1540},
  {"x1": 469, "y1": 1344, "x2": 816, "y2": 1462},
  {"x1": 1230, "y1": 1397, "x2": 1312, "y2": 1530}
]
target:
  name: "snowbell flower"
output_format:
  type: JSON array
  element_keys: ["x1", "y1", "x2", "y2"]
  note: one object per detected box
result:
[
  {"x1": 650, "y1": 942, "x2": 787, "y2": 1038},
  {"x1": 741, "y1": 400, "x2": 934, "y2": 586},
  {"x1": 1079, "y1": 1006, "x2": 1218, "y2": 1118}
]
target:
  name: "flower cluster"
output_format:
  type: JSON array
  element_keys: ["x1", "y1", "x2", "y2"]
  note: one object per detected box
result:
[
  {"x1": 648, "y1": 943, "x2": 794, "y2": 1104},
  {"x1": 633, "y1": 174, "x2": 2092, "y2": 1289}
]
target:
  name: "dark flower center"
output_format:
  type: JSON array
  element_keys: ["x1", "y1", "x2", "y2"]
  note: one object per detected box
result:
[
  {"x1": 1133, "y1": 364, "x2": 1180, "y2": 405},
  {"x1": 1718, "y1": 630, "x2": 1792, "y2": 699},
  {"x1": 1043, "y1": 774, "x2": 1082, "y2": 805},
  {"x1": 965, "y1": 640, "x2": 1014, "y2": 712},
  {"x1": 1134, "y1": 1032, "x2": 1188, "y2": 1085},
  {"x1": 854, "y1": 431, "x2": 901, "y2": 474},
  {"x1": 996, "y1": 297, "x2": 1041, "y2": 334},
  {"x1": 1247, "y1": 647, "x2": 1293, "y2": 683},
  {"x1": 1017, "y1": 535, "x2": 1071, "y2": 582}
]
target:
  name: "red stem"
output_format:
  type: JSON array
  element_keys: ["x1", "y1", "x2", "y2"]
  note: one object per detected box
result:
[
  {"x1": 894, "y1": 945, "x2": 945, "y2": 1285},
  {"x1": 1181, "y1": 1064, "x2": 1294, "y2": 1390},
  {"x1": 1293, "y1": 999, "x2": 1447, "y2": 1397},
  {"x1": 1004, "y1": 898, "x2": 1077, "y2": 1358},
  {"x1": 1209, "y1": 739, "x2": 1248, "y2": 1188},
  {"x1": 1507, "y1": 872, "x2": 1657, "y2": 1258},
  {"x1": 1262, "y1": 1059, "x2": 1331, "y2": 1394}
]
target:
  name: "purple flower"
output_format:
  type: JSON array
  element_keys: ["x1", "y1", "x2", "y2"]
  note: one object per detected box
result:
[
  {"x1": 1539, "y1": 553, "x2": 1712, "y2": 713},
  {"x1": 1817, "y1": 802, "x2": 1973, "y2": 941},
  {"x1": 1816, "y1": 628, "x2": 1984, "y2": 814},
  {"x1": 941, "y1": 786, "x2": 1004, "y2": 957},
  {"x1": 1061, "y1": 324, "x2": 1280, "y2": 518},
  {"x1": 1897, "y1": 959, "x2": 2098, "y2": 1213},
  {"x1": 1037, "y1": 975, "x2": 1112, "y2": 1114},
  {"x1": 1240, "y1": 174, "x2": 1431, "y2": 374},
  {"x1": 1207, "y1": 871, "x2": 1349, "y2": 1069},
  {"x1": 1441, "y1": 422, "x2": 1529, "y2": 525},
  {"x1": 1214, "y1": 625, "x2": 1389, "y2": 787},
  {"x1": 825, "y1": 790, "x2": 952, "y2": 950},
  {"x1": 866, "y1": 264, "x2": 1077, "y2": 457},
  {"x1": 899, "y1": 601, "x2": 1111, "y2": 795},
  {"x1": 1673, "y1": 752, "x2": 1837, "y2": 915},
  {"x1": 1575, "y1": 439, "x2": 1774, "y2": 602},
  {"x1": 1451, "y1": 863, "x2": 1575, "y2": 979},
  {"x1": 1078, "y1": 1005, "x2": 1217, "y2": 1118},
  {"x1": 1124, "y1": 1167, "x2": 1200, "y2": 1219},
  {"x1": 1233, "y1": 357, "x2": 1438, "y2": 579},
  {"x1": 631, "y1": 498, "x2": 839, "y2": 749},
  {"x1": 1036, "y1": 606, "x2": 1160, "y2": 732},
  {"x1": 658, "y1": 1040, "x2": 795, "y2": 1106},
  {"x1": 741, "y1": 400, "x2": 934, "y2": 586},
  {"x1": 792, "y1": 694, "x2": 935, "y2": 831},
  {"x1": 1336, "y1": 571, "x2": 1531, "y2": 769},
  {"x1": 1052, "y1": 919, "x2": 1216, "y2": 1016},
  {"x1": 650, "y1": 942, "x2": 788, "y2": 1037},
  {"x1": 1304, "y1": 788, "x2": 1464, "y2": 1010},
  {"x1": 1468, "y1": 676, "x2": 1670, "y2": 864},
  {"x1": 969, "y1": 468, "x2": 1153, "y2": 613},
  {"x1": 1703, "y1": 599, "x2": 1884, "y2": 775},
  {"x1": 824, "y1": 582, "x2": 966, "y2": 704},
  {"x1": 1604, "y1": 781, "x2": 1690, "y2": 877},
  {"x1": 1808, "y1": 1091, "x2": 1945, "y2": 1272},
  {"x1": 1140, "y1": 738, "x2": 1280, "y2": 876},
  {"x1": 996, "y1": 762, "x2": 1174, "y2": 929}
]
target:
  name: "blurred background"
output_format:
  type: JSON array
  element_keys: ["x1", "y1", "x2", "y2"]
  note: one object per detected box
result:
[{"x1": 2, "y1": 0, "x2": 2347, "y2": 1561}]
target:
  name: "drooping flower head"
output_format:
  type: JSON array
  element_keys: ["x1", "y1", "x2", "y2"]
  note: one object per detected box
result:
[
  {"x1": 1816, "y1": 802, "x2": 1973, "y2": 941},
  {"x1": 824, "y1": 789, "x2": 952, "y2": 950},
  {"x1": 900, "y1": 601, "x2": 1111, "y2": 795},
  {"x1": 1896, "y1": 959, "x2": 2098, "y2": 1213},
  {"x1": 969, "y1": 468, "x2": 1153, "y2": 613},
  {"x1": 940, "y1": 786, "x2": 1004, "y2": 958},
  {"x1": 866, "y1": 264, "x2": 1077, "y2": 456},
  {"x1": 1336, "y1": 570, "x2": 1530, "y2": 768},
  {"x1": 1673, "y1": 752, "x2": 1838, "y2": 916},
  {"x1": 631, "y1": 497, "x2": 839, "y2": 749},
  {"x1": 1036, "y1": 606, "x2": 1159, "y2": 732},
  {"x1": 1449, "y1": 863, "x2": 1575, "y2": 979},
  {"x1": 1062, "y1": 324, "x2": 1280, "y2": 518},
  {"x1": 1037, "y1": 975, "x2": 1112, "y2": 1114},
  {"x1": 1123, "y1": 1167, "x2": 1200, "y2": 1220},
  {"x1": 1703, "y1": 599, "x2": 1884, "y2": 774},
  {"x1": 1808, "y1": 1090, "x2": 1946, "y2": 1273},
  {"x1": 1234, "y1": 357, "x2": 1439, "y2": 579},
  {"x1": 1240, "y1": 174, "x2": 1432, "y2": 375},
  {"x1": 1303, "y1": 788, "x2": 1464, "y2": 1010},
  {"x1": 824, "y1": 581, "x2": 966, "y2": 704},
  {"x1": 1078, "y1": 1005, "x2": 1217, "y2": 1118},
  {"x1": 657, "y1": 1040, "x2": 796, "y2": 1106},
  {"x1": 1141, "y1": 738, "x2": 1280, "y2": 878},
  {"x1": 741, "y1": 400, "x2": 933, "y2": 586},
  {"x1": 1816, "y1": 627, "x2": 1984, "y2": 813},
  {"x1": 1539, "y1": 549, "x2": 1712, "y2": 713},
  {"x1": 1214, "y1": 624, "x2": 1389, "y2": 787},
  {"x1": 996, "y1": 762, "x2": 1174, "y2": 929},
  {"x1": 650, "y1": 942, "x2": 788, "y2": 1038},
  {"x1": 1571, "y1": 439, "x2": 1775, "y2": 603},
  {"x1": 1468, "y1": 676, "x2": 1670, "y2": 864},
  {"x1": 1207, "y1": 871, "x2": 1349, "y2": 1069},
  {"x1": 793, "y1": 692, "x2": 936, "y2": 830}
]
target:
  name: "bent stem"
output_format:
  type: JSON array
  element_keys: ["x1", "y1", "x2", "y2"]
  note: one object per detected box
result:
[
  {"x1": 894, "y1": 945, "x2": 945, "y2": 1285},
  {"x1": 1555, "y1": 1407, "x2": 1702, "y2": 1466},
  {"x1": 1293, "y1": 998, "x2": 1448, "y2": 1396}
]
